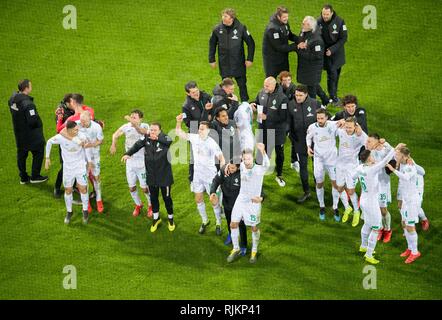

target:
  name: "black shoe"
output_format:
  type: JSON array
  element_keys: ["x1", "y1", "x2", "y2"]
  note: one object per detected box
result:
[
  {"x1": 30, "y1": 175, "x2": 48, "y2": 184},
  {"x1": 198, "y1": 221, "x2": 210, "y2": 234},
  {"x1": 54, "y1": 188, "x2": 62, "y2": 198},
  {"x1": 332, "y1": 97, "x2": 341, "y2": 106},
  {"x1": 82, "y1": 210, "x2": 89, "y2": 224},
  {"x1": 64, "y1": 212, "x2": 73, "y2": 224},
  {"x1": 297, "y1": 192, "x2": 311, "y2": 203},
  {"x1": 215, "y1": 225, "x2": 222, "y2": 236},
  {"x1": 20, "y1": 176, "x2": 30, "y2": 185}
]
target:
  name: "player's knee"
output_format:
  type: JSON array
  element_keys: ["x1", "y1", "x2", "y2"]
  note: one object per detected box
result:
[
  {"x1": 141, "y1": 187, "x2": 148, "y2": 193},
  {"x1": 129, "y1": 186, "x2": 136, "y2": 192},
  {"x1": 380, "y1": 207, "x2": 387, "y2": 215},
  {"x1": 331, "y1": 181, "x2": 338, "y2": 189},
  {"x1": 65, "y1": 188, "x2": 73, "y2": 195},
  {"x1": 251, "y1": 226, "x2": 258, "y2": 233},
  {"x1": 94, "y1": 176, "x2": 100, "y2": 182},
  {"x1": 316, "y1": 182, "x2": 324, "y2": 188},
  {"x1": 347, "y1": 189, "x2": 355, "y2": 196},
  {"x1": 230, "y1": 222, "x2": 239, "y2": 229},
  {"x1": 397, "y1": 201, "x2": 402, "y2": 209},
  {"x1": 337, "y1": 185, "x2": 344, "y2": 193},
  {"x1": 406, "y1": 225, "x2": 416, "y2": 232},
  {"x1": 78, "y1": 186, "x2": 87, "y2": 194}
]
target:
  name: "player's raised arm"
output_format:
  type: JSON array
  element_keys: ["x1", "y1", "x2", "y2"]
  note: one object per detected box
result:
[
  {"x1": 175, "y1": 114, "x2": 189, "y2": 140},
  {"x1": 110, "y1": 125, "x2": 125, "y2": 155},
  {"x1": 256, "y1": 143, "x2": 270, "y2": 169}
]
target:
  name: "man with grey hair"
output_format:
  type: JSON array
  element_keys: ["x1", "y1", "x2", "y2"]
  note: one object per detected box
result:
[{"x1": 295, "y1": 16, "x2": 329, "y2": 107}]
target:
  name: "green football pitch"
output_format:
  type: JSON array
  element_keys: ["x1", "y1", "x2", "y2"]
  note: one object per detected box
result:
[{"x1": 0, "y1": 0, "x2": 441, "y2": 299}]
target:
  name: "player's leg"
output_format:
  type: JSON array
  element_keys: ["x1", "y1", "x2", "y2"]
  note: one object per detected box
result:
[
  {"x1": 160, "y1": 186, "x2": 175, "y2": 231},
  {"x1": 193, "y1": 178, "x2": 210, "y2": 234},
  {"x1": 224, "y1": 207, "x2": 232, "y2": 246},
  {"x1": 126, "y1": 164, "x2": 143, "y2": 215},
  {"x1": 207, "y1": 183, "x2": 222, "y2": 235},
  {"x1": 137, "y1": 167, "x2": 152, "y2": 216},
  {"x1": 365, "y1": 225, "x2": 380, "y2": 264},
  {"x1": 76, "y1": 171, "x2": 89, "y2": 224},
  {"x1": 227, "y1": 204, "x2": 243, "y2": 262},
  {"x1": 239, "y1": 220, "x2": 248, "y2": 255},
  {"x1": 149, "y1": 186, "x2": 161, "y2": 232},
  {"x1": 418, "y1": 192, "x2": 429, "y2": 231},
  {"x1": 314, "y1": 159, "x2": 326, "y2": 220},
  {"x1": 403, "y1": 202, "x2": 421, "y2": 263},
  {"x1": 250, "y1": 225, "x2": 260, "y2": 263},
  {"x1": 63, "y1": 170, "x2": 75, "y2": 224},
  {"x1": 93, "y1": 174, "x2": 103, "y2": 213},
  {"x1": 331, "y1": 179, "x2": 342, "y2": 222},
  {"x1": 347, "y1": 188, "x2": 360, "y2": 227}
]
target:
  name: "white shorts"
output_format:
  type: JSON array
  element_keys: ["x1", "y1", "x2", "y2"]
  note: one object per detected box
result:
[
  {"x1": 191, "y1": 176, "x2": 212, "y2": 194},
  {"x1": 360, "y1": 197, "x2": 382, "y2": 230},
  {"x1": 336, "y1": 166, "x2": 358, "y2": 189},
  {"x1": 126, "y1": 162, "x2": 147, "y2": 188},
  {"x1": 401, "y1": 200, "x2": 419, "y2": 226},
  {"x1": 378, "y1": 182, "x2": 391, "y2": 208},
  {"x1": 314, "y1": 157, "x2": 336, "y2": 183},
  {"x1": 232, "y1": 197, "x2": 261, "y2": 227},
  {"x1": 63, "y1": 167, "x2": 88, "y2": 188}
]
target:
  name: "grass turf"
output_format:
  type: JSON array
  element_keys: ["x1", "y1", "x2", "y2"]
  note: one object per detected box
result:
[{"x1": 0, "y1": 0, "x2": 441, "y2": 299}]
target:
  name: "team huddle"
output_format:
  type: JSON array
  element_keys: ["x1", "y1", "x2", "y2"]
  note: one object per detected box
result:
[{"x1": 14, "y1": 3, "x2": 427, "y2": 266}]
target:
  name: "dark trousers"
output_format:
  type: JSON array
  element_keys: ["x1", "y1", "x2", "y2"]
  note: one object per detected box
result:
[
  {"x1": 234, "y1": 75, "x2": 249, "y2": 102},
  {"x1": 325, "y1": 66, "x2": 342, "y2": 100},
  {"x1": 17, "y1": 145, "x2": 44, "y2": 179},
  {"x1": 149, "y1": 185, "x2": 173, "y2": 215},
  {"x1": 55, "y1": 146, "x2": 63, "y2": 192},
  {"x1": 267, "y1": 144, "x2": 284, "y2": 177},
  {"x1": 297, "y1": 152, "x2": 313, "y2": 193},
  {"x1": 224, "y1": 207, "x2": 247, "y2": 248},
  {"x1": 307, "y1": 84, "x2": 329, "y2": 106}
]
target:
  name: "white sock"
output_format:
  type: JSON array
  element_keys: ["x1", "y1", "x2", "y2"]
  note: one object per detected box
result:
[
  {"x1": 316, "y1": 187, "x2": 325, "y2": 207},
  {"x1": 168, "y1": 214, "x2": 173, "y2": 220},
  {"x1": 418, "y1": 208, "x2": 427, "y2": 220},
  {"x1": 367, "y1": 229, "x2": 378, "y2": 258},
  {"x1": 144, "y1": 192, "x2": 152, "y2": 207},
  {"x1": 252, "y1": 229, "x2": 260, "y2": 253},
  {"x1": 80, "y1": 192, "x2": 89, "y2": 211},
  {"x1": 93, "y1": 180, "x2": 102, "y2": 201},
  {"x1": 408, "y1": 230, "x2": 418, "y2": 254},
  {"x1": 64, "y1": 193, "x2": 73, "y2": 212},
  {"x1": 350, "y1": 193, "x2": 359, "y2": 211},
  {"x1": 360, "y1": 223, "x2": 370, "y2": 249},
  {"x1": 231, "y1": 227, "x2": 240, "y2": 250},
  {"x1": 332, "y1": 188, "x2": 340, "y2": 210},
  {"x1": 153, "y1": 212, "x2": 159, "y2": 220},
  {"x1": 340, "y1": 191, "x2": 350, "y2": 209},
  {"x1": 130, "y1": 190, "x2": 142, "y2": 206},
  {"x1": 404, "y1": 229, "x2": 412, "y2": 250},
  {"x1": 383, "y1": 211, "x2": 391, "y2": 231},
  {"x1": 197, "y1": 202, "x2": 208, "y2": 224},
  {"x1": 213, "y1": 204, "x2": 222, "y2": 226}
]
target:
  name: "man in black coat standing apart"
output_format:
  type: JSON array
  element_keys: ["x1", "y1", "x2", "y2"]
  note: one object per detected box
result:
[
  {"x1": 123, "y1": 123, "x2": 175, "y2": 233},
  {"x1": 262, "y1": 6, "x2": 298, "y2": 78},
  {"x1": 8, "y1": 79, "x2": 48, "y2": 184},
  {"x1": 317, "y1": 4, "x2": 348, "y2": 106},
  {"x1": 295, "y1": 16, "x2": 329, "y2": 107},
  {"x1": 209, "y1": 8, "x2": 255, "y2": 102}
]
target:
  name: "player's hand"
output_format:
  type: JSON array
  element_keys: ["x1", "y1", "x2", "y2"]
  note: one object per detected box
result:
[
  {"x1": 256, "y1": 143, "x2": 265, "y2": 154},
  {"x1": 228, "y1": 94, "x2": 239, "y2": 102},
  {"x1": 355, "y1": 124, "x2": 362, "y2": 135},
  {"x1": 245, "y1": 60, "x2": 253, "y2": 68},
  {"x1": 250, "y1": 103, "x2": 257, "y2": 112},
  {"x1": 209, "y1": 193, "x2": 218, "y2": 206},
  {"x1": 379, "y1": 138, "x2": 386, "y2": 144},
  {"x1": 386, "y1": 163, "x2": 395, "y2": 172},
  {"x1": 124, "y1": 115, "x2": 132, "y2": 123},
  {"x1": 96, "y1": 120, "x2": 105, "y2": 129},
  {"x1": 84, "y1": 142, "x2": 95, "y2": 148},
  {"x1": 251, "y1": 196, "x2": 263, "y2": 203},
  {"x1": 326, "y1": 49, "x2": 332, "y2": 56},
  {"x1": 205, "y1": 102, "x2": 213, "y2": 110},
  {"x1": 258, "y1": 113, "x2": 267, "y2": 121},
  {"x1": 336, "y1": 119, "x2": 345, "y2": 127},
  {"x1": 121, "y1": 155, "x2": 131, "y2": 163},
  {"x1": 297, "y1": 42, "x2": 307, "y2": 49},
  {"x1": 210, "y1": 62, "x2": 216, "y2": 69},
  {"x1": 406, "y1": 158, "x2": 414, "y2": 165},
  {"x1": 110, "y1": 144, "x2": 117, "y2": 155},
  {"x1": 307, "y1": 146, "x2": 314, "y2": 157},
  {"x1": 395, "y1": 143, "x2": 406, "y2": 150},
  {"x1": 150, "y1": 133, "x2": 158, "y2": 141},
  {"x1": 176, "y1": 114, "x2": 184, "y2": 122},
  {"x1": 45, "y1": 158, "x2": 51, "y2": 170}
]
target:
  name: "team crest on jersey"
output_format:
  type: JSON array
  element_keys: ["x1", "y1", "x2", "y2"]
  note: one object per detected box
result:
[
  {"x1": 191, "y1": 107, "x2": 195, "y2": 110},
  {"x1": 232, "y1": 29, "x2": 239, "y2": 39},
  {"x1": 272, "y1": 99, "x2": 276, "y2": 105},
  {"x1": 10, "y1": 103, "x2": 18, "y2": 111},
  {"x1": 219, "y1": 30, "x2": 223, "y2": 34},
  {"x1": 307, "y1": 106, "x2": 311, "y2": 112},
  {"x1": 332, "y1": 24, "x2": 338, "y2": 34}
]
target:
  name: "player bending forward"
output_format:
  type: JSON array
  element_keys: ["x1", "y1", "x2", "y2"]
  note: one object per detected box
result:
[
  {"x1": 354, "y1": 143, "x2": 404, "y2": 264},
  {"x1": 45, "y1": 121, "x2": 93, "y2": 224},
  {"x1": 387, "y1": 147, "x2": 423, "y2": 264},
  {"x1": 227, "y1": 143, "x2": 269, "y2": 264}
]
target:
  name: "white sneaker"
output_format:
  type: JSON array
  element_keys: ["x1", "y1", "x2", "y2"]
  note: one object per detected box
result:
[
  {"x1": 290, "y1": 161, "x2": 300, "y2": 173},
  {"x1": 275, "y1": 176, "x2": 286, "y2": 187}
]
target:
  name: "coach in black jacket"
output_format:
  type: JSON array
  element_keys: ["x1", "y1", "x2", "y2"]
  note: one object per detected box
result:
[
  {"x1": 317, "y1": 4, "x2": 348, "y2": 104},
  {"x1": 210, "y1": 163, "x2": 247, "y2": 250},
  {"x1": 262, "y1": 6, "x2": 298, "y2": 78},
  {"x1": 287, "y1": 85, "x2": 320, "y2": 202},
  {"x1": 331, "y1": 95, "x2": 367, "y2": 133},
  {"x1": 252, "y1": 77, "x2": 288, "y2": 185},
  {"x1": 295, "y1": 16, "x2": 329, "y2": 106},
  {"x1": 124, "y1": 123, "x2": 175, "y2": 232},
  {"x1": 211, "y1": 78, "x2": 240, "y2": 119},
  {"x1": 209, "y1": 8, "x2": 255, "y2": 102},
  {"x1": 210, "y1": 108, "x2": 241, "y2": 164},
  {"x1": 8, "y1": 79, "x2": 47, "y2": 184}
]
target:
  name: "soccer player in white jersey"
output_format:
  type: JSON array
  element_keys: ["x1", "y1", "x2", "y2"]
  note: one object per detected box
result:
[
  {"x1": 176, "y1": 114, "x2": 226, "y2": 235},
  {"x1": 110, "y1": 110, "x2": 152, "y2": 217},
  {"x1": 354, "y1": 143, "x2": 404, "y2": 264},
  {"x1": 336, "y1": 117, "x2": 368, "y2": 227},
  {"x1": 76, "y1": 111, "x2": 104, "y2": 213},
  {"x1": 387, "y1": 147, "x2": 422, "y2": 264},
  {"x1": 45, "y1": 121, "x2": 93, "y2": 224},
  {"x1": 233, "y1": 102, "x2": 256, "y2": 152},
  {"x1": 306, "y1": 108, "x2": 348, "y2": 221},
  {"x1": 366, "y1": 134, "x2": 395, "y2": 243},
  {"x1": 397, "y1": 161, "x2": 429, "y2": 231},
  {"x1": 227, "y1": 143, "x2": 269, "y2": 264}
]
